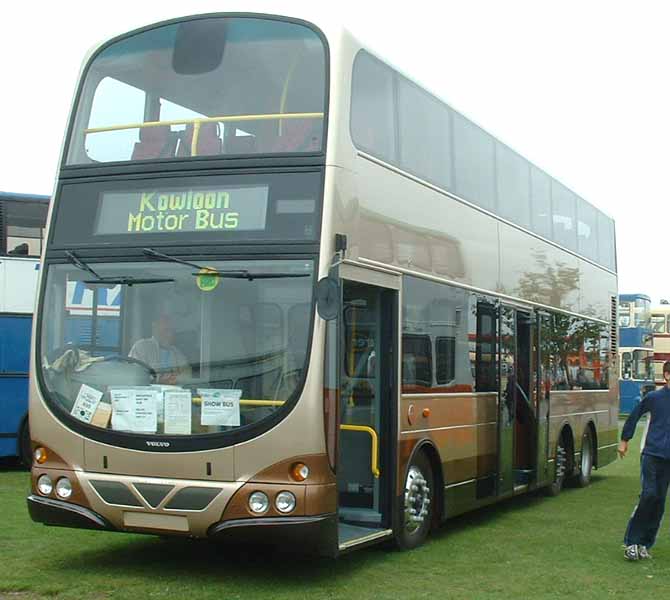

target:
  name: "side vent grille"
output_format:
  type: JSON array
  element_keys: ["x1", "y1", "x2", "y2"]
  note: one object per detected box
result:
[{"x1": 610, "y1": 296, "x2": 618, "y2": 355}]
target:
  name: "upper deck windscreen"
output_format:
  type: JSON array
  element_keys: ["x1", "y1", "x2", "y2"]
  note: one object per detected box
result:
[{"x1": 66, "y1": 16, "x2": 326, "y2": 165}]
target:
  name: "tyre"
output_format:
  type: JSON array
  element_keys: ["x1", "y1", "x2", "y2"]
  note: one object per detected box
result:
[
  {"x1": 545, "y1": 435, "x2": 568, "y2": 497},
  {"x1": 19, "y1": 419, "x2": 32, "y2": 469},
  {"x1": 396, "y1": 450, "x2": 434, "y2": 550},
  {"x1": 575, "y1": 429, "x2": 594, "y2": 487}
]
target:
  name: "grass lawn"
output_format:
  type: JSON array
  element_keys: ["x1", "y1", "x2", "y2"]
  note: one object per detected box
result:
[{"x1": 1, "y1": 426, "x2": 668, "y2": 600}]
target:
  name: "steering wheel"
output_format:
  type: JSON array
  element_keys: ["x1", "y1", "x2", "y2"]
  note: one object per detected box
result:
[{"x1": 102, "y1": 355, "x2": 157, "y2": 380}]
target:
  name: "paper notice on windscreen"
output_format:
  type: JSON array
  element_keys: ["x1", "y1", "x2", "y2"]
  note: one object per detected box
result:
[
  {"x1": 133, "y1": 389, "x2": 159, "y2": 433},
  {"x1": 110, "y1": 388, "x2": 158, "y2": 433},
  {"x1": 110, "y1": 389, "x2": 134, "y2": 431},
  {"x1": 71, "y1": 384, "x2": 103, "y2": 423},
  {"x1": 199, "y1": 389, "x2": 241, "y2": 427},
  {"x1": 164, "y1": 390, "x2": 192, "y2": 435}
]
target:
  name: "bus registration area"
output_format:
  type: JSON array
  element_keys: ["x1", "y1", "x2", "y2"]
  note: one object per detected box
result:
[{"x1": 95, "y1": 185, "x2": 269, "y2": 235}]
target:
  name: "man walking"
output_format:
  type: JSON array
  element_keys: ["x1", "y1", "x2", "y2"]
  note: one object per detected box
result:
[{"x1": 619, "y1": 360, "x2": 670, "y2": 560}]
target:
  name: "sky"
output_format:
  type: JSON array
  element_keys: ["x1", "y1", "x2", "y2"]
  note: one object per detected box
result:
[{"x1": 2, "y1": 0, "x2": 668, "y2": 303}]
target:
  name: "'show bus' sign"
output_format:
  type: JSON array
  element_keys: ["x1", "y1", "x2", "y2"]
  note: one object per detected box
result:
[{"x1": 95, "y1": 185, "x2": 269, "y2": 235}]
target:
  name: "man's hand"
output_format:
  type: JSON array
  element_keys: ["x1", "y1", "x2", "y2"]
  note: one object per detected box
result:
[{"x1": 618, "y1": 440, "x2": 629, "y2": 459}]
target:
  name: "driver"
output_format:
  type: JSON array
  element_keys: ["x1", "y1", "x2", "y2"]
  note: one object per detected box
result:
[{"x1": 129, "y1": 311, "x2": 190, "y2": 384}]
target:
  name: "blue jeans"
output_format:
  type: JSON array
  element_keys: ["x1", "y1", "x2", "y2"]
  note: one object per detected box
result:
[{"x1": 624, "y1": 454, "x2": 670, "y2": 548}]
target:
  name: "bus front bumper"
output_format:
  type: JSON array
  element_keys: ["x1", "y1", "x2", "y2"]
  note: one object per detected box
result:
[{"x1": 27, "y1": 494, "x2": 115, "y2": 531}]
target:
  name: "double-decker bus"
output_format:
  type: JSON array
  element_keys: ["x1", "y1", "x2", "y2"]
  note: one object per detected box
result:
[
  {"x1": 27, "y1": 13, "x2": 619, "y2": 555},
  {"x1": 651, "y1": 304, "x2": 670, "y2": 386},
  {"x1": 618, "y1": 294, "x2": 654, "y2": 413},
  {"x1": 0, "y1": 192, "x2": 49, "y2": 464}
]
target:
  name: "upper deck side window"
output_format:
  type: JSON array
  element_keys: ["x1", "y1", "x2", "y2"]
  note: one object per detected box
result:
[
  {"x1": 66, "y1": 17, "x2": 327, "y2": 165},
  {"x1": 0, "y1": 199, "x2": 48, "y2": 257},
  {"x1": 349, "y1": 49, "x2": 616, "y2": 272}
]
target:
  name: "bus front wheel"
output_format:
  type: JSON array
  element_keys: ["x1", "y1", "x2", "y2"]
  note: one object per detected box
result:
[{"x1": 396, "y1": 451, "x2": 434, "y2": 550}]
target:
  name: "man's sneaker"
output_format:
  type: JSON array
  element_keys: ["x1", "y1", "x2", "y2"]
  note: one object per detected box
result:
[
  {"x1": 624, "y1": 544, "x2": 640, "y2": 561},
  {"x1": 639, "y1": 545, "x2": 652, "y2": 559}
]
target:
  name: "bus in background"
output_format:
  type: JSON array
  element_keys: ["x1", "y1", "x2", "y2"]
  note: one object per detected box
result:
[
  {"x1": 27, "y1": 13, "x2": 618, "y2": 555},
  {"x1": 651, "y1": 303, "x2": 670, "y2": 387},
  {"x1": 618, "y1": 294, "x2": 654, "y2": 413},
  {"x1": 0, "y1": 192, "x2": 49, "y2": 464}
]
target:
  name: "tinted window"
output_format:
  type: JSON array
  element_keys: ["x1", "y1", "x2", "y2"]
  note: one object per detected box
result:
[
  {"x1": 597, "y1": 212, "x2": 616, "y2": 271},
  {"x1": 530, "y1": 167, "x2": 552, "y2": 239},
  {"x1": 543, "y1": 314, "x2": 609, "y2": 390},
  {"x1": 402, "y1": 276, "x2": 472, "y2": 393},
  {"x1": 577, "y1": 197, "x2": 598, "y2": 262},
  {"x1": 551, "y1": 181, "x2": 577, "y2": 251},
  {"x1": 351, "y1": 51, "x2": 396, "y2": 163},
  {"x1": 453, "y1": 113, "x2": 496, "y2": 211},
  {"x1": 398, "y1": 77, "x2": 452, "y2": 188},
  {"x1": 496, "y1": 143, "x2": 530, "y2": 228},
  {"x1": 473, "y1": 300, "x2": 497, "y2": 392}
]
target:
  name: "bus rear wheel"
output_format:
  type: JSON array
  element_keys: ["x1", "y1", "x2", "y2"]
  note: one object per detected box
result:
[
  {"x1": 396, "y1": 451, "x2": 434, "y2": 550},
  {"x1": 575, "y1": 429, "x2": 594, "y2": 487}
]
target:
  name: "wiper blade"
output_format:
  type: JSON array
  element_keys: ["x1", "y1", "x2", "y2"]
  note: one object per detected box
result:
[
  {"x1": 143, "y1": 247, "x2": 205, "y2": 270},
  {"x1": 143, "y1": 247, "x2": 271, "y2": 281},
  {"x1": 65, "y1": 250, "x2": 102, "y2": 280},
  {"x1": 83, "y1": 276, "x2": 174, "y2": 286},
  {"x1": 192, "y1": 271, "x2": 310, "y2": 280}
]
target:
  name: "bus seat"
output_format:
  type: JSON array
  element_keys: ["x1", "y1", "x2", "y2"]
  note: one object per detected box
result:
[
  {"x1": 224, "y1": 135, "x2": 257, "y2": 154},
  {"x1": 131, "y1": 126, "x2": 177, "y2": 160},
  {"x1": 177, "y1": 122, "x2": 222, "y2": 157},
  {"x1": 269, "y1": 119, "x2": 321, "y2": 153}
]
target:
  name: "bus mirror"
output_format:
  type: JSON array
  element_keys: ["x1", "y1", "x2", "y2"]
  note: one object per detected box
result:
[
  {"x1": 172, "y1": 20, "x2": 226, "y2": 75},
  {"x1": 316, "y1": 276, "x2": 339, "y2": 321}
]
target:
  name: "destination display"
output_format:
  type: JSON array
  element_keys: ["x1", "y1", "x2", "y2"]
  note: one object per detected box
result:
[{"x1": 95, "y1": 185, "x2": 269, "y2": 235}]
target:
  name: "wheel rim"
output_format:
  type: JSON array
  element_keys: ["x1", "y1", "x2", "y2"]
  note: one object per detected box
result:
[
  {"x1": 581, "y1": 433, "x2": 592, "y2": 476},
  {"x1": 404, "y1": 465, "x2": 431, "y2": 535}
]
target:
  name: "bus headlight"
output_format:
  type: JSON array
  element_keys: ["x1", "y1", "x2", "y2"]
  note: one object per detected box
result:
[
  {"x1": 37, "y1": 474, "x2": 53, "y2": 496},
  {"x1": 55, "y1": 477, "x2": 73, "y2": 499},
  {"x1": 275, "y1": 491, "x2": 296, "y2": 513},
  {"x1": 248, "y1": 491, "x2": 270, "y2": 514}
]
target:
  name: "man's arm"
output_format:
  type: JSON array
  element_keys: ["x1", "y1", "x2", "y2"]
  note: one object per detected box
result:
[{"x1": 618, "y1": 395, "x2": 651, "y2": 458}]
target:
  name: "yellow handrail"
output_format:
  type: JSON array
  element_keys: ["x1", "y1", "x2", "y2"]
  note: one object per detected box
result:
[
  {"x1": 84, "y1": 112, "x2": 324, "y2": 135},
  {"x1": 340, "y1": 424, "x2": 380, "y2": 478}
]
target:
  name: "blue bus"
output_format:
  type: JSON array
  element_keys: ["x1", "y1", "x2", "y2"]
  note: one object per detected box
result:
[
  {"x1": 0, "y1": 192, "x2": 49, "y2": 464},
  {"x1": 618, "y1": 293, "x2": 655, "y2": 414}
]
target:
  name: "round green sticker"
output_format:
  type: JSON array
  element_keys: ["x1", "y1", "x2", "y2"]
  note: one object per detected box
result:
[{"x1": 196, "y1": 268, "x2": 220, "y2": 292}]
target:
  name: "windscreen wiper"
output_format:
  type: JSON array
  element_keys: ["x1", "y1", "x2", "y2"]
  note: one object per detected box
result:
[
  {"x1": 83, "y1": 276, "x2": 174, "y2": 286},
  {"x1": 143, "y1": 247, "x2": 310, "y2": 281},
  {"x1": 65, "y1": 250, "x2": 102, "y2": 280},
  {"x1": 66, "y1": 251, "x2": 173, "y2": 286}
]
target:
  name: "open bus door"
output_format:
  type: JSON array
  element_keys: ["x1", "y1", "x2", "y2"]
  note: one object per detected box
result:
[{"x1": 322, "y1": 263, "x2": 400, "y2": 553}]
